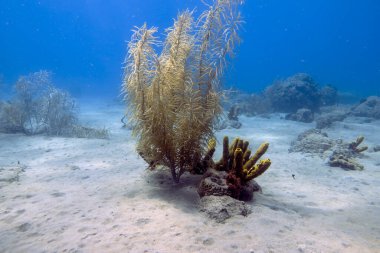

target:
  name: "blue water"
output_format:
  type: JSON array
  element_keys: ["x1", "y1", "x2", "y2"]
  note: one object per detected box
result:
[{"x1": 1, "y1": 0, "x2": 379, "y2": 98}]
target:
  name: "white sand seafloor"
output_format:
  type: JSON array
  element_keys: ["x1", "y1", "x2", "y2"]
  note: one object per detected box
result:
[{"x1": 1, "y1": 100, "x2": 379, "y2": 253}]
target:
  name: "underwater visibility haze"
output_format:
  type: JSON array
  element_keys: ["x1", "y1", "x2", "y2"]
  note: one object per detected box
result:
[
  {"x1": 1, "y1": 0, "x2": 379, "y2": 97},
  {"x1": 1, "y1": 1, "x2": 380, "y2": 252}
]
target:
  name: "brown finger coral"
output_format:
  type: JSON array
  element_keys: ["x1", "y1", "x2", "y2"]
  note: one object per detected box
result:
[
  {"x1": 198, "y1": 136, "x2": 272, "y2": 200},
  {"x1": 215, "y1": 137, "x2": 271, "y2": 182}
]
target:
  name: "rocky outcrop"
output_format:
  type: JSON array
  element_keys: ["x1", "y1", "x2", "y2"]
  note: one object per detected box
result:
[
  {"x1": 315, "y1": 111, "x2": 347, "y2": 129},
  {"x1": 199, "y1": 195, "x2": 251, "y2": 223},
  {"x1": 351, "y1": 96, "x2": 380, "y2": 119},
  {"x1": 198, "y1": 168, "x2": 261, "y2": 201},
  {"x1": 289, "y1": 129, "x2": 335, "y2": 155},
  {"x1": 264, "y1": 73, "x2": 321, "y2": 113}
]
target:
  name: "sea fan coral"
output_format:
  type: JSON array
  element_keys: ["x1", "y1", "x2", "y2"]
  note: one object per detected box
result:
[{"x1": 123, "y1": 0, "x2": 244, "y2": 182}]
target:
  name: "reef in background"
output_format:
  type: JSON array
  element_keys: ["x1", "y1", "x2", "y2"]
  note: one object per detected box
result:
[
  {"x1": 0, "y1": 71, "x2": 109, "y2": 139},
  {"x1": 289, "y1": 129, "x2": 368, "y2": 171},
  {"x1": 219, "y1": 73, "x2": 380, "y2": 131}
]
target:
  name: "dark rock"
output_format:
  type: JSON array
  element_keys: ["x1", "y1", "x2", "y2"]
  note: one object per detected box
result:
[
  {"x1": 351, "y1": 96, "x2": 380, "y2": 119},
  {"x1": 198, "y1": 169, "x2": 231, "y2": 197},
  {"x1": 264, "y1": 73, "x2": 321, "y2": 113},
  {"x1": 198, "y1": 169, "x2": 260, "y2": 201},
  {"x1": 239, "y1": 180, "x2": 262, "y2": 201},
  {"x1": 285, "y1": 108, "x2": 314, "y2": 123},
  {"x1": 199, "y1": 195, "x2": 251, "y2": 223}
]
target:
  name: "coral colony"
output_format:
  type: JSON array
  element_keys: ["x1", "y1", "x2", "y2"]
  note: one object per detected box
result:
[{"x1": 123, "y1": 0, "x2": 271, "y2": 186}]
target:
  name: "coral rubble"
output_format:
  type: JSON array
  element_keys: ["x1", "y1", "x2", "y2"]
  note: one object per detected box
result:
[
  {"x1": 290, "y1": 130, "x2": 368, "y2": 171},
  {"x1": 328, "y1": 136, "x2": 368, "y2": 171},
  {"x1": 289, "y1": 129, "x2": 335, "y2": 155}
]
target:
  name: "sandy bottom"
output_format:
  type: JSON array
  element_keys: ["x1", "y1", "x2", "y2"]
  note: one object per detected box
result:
[{"x1": 1, "y1": 101, "x2": 380, "y2": 253}]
